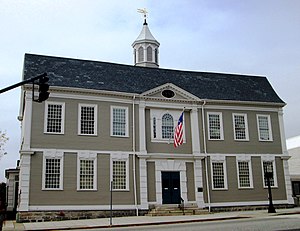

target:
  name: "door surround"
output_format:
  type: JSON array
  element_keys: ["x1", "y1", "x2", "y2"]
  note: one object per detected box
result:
[{"x1": 155, "y1": 159, "x2": 187, "y2": 204}]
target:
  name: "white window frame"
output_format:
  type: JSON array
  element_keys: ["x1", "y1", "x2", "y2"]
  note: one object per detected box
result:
[
  {"x1": 210, "y1": 156, "x2": 228, "y2": 190},
  {"x1": 236, "y1": 156, "x2": 253, "y2": 189},
  {"x1": 77, "y1": 152, "x2": 97, "y2": 191},
  {"x1": 44, "y1": 101, "x2": 65, "y2": 134},
  {"x1": 78, "y1": 103, "x2": 98, "y2": 136},
  {"x1": 261, "y1": 156, "x2": 278, "y2": 188},
  {"x1": 150, "y1": 109, "x2": 185, "y2": 143},
  {"x1": 110, "y1": 106, "x2": 129, "y2": 137},
  {"x1": 110, "y1": 153, "x2": 129, "y2": 191},
  {"x1": 207, "y1": 112, "x2": 224, "y2": 140},
  {"x1": 257, "y1": 114, "x2": 273, "y2": 141},
  {"x1": 42, "y1": 150, "x2": 64, "y2": 190},
  {"x1": 232, "y1": 113, "x2": 249, "y2": 141}
]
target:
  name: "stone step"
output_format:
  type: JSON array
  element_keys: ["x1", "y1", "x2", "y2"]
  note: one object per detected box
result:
[{"x1": 146, "y1": 206, "x2": 209, "y2": 216}]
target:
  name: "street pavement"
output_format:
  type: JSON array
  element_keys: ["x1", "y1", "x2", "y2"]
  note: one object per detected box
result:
[{"x1": 3, "y1": 207, "x2": 300, "y2": 231}]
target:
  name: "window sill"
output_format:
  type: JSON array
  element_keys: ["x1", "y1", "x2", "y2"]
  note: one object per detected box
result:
[
  {"x1": 44, "y1": 132, "x2": 64, "y2": 135},
  {"x1": 78, "y1": 134, "x2": 98, "y2": 137},
  {"x1": 234, "y1": 139, "x2": 249, "y2": 142},
  {"x1": 212, "y1": 188, "x2": 228, "y2": 191},
  {"x1": 112, "y1": 189, "x2": 130, "y2": 192},
  {"x1": 111, "y1": 135, "x2": 129, "y2": 138}
]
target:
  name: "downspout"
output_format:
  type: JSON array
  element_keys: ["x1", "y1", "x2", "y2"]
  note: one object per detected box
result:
[
  {"x1": 201, "y1": 100, "x2": 211, "y2": 212},
  {"x1": 132, "y1": 95, "x2": 138, "y2": 216}
]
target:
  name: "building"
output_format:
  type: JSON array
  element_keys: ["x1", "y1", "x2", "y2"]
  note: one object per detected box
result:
[
  {"x1": 17, "y1": 18, "x2": 294, "y2": 222},
  {"x1": 287, "y1": 136, "x2": 300, "y2": 206},
  {"x1": 5, "y1": 164, "x2": 20, "y2": 219}
]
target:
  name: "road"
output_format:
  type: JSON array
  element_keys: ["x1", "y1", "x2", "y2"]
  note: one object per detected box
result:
[{"x1": 78, "y1": 214, "x2": 300, "y2": 231}]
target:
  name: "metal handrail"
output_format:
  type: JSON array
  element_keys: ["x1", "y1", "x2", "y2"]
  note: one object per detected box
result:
[{"x1": 179, "y1": 197, "x2": 185, "y2": 215}]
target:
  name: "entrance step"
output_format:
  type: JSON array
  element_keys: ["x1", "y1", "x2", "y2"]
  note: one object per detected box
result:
[{"x1": 146, "y1": 205, "x2": 209, "y2": 216}]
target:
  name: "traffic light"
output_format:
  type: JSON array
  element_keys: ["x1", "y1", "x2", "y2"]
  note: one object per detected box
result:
[{"x1": 37, "y1": 75, "x2": 50, "y2": 102}]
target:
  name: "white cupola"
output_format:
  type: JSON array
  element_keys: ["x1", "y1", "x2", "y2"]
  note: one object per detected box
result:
[{"x1": 132, "y1": 14, "x2": 160, "y2": 68}]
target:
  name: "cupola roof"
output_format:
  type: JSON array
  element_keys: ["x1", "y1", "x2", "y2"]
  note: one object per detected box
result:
[{"x1": 132, "y1": 19, "x2": 160, "y2": 46}]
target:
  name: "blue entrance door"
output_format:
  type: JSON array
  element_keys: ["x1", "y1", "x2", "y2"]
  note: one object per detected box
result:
[{"x1": 162, "y1": 171, "x2": 181, "y2": 204}]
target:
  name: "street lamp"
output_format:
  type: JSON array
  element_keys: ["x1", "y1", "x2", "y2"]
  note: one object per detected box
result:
[{"x1": 264, "y1": 164, "x2": 276, "y2": 213}]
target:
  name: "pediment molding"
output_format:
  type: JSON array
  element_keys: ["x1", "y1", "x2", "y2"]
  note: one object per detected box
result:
[{"x1": 141, "y1": 83, "x2": 200, "y2": 101}]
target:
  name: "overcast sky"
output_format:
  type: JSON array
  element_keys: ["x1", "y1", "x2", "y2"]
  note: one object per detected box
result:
[{"x1": 0, "y1": 0, "x2": 299, "y2": 182}]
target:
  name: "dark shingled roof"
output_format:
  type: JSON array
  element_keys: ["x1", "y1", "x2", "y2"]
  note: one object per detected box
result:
[{"x1": 23, "y1": 53, "x2": 284, "y2": 104}]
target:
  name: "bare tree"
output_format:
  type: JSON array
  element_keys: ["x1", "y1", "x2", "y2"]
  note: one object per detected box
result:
[{"x1": 0, "y1": 130, "x2": 9, "y2": 160}]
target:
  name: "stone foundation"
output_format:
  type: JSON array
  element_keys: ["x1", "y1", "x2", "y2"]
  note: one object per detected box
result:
[
  {"x1": 210, "y1": 204, "x2": 294, "y2": 212},
  {"x1": 17, "y1": 210, "x2": 148, "y2": 223}
]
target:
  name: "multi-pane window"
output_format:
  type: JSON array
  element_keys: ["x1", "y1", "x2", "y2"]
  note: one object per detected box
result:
[
  {"x1": 162, "y1": 113, "x2": 174, "y2": 139},
  {"x1": 233, "y1": 113, "x2": 249, "y2": 140},
  {"x1": 111, "y1": 107, "x2": 128, "y2": 137},
  {"x1": 263, "y1": 161, "x2": 275, "y2": 187},
  {"x1": 112, "y1": 160, "x2": 127, "y2": 190},
  {"x1": 238, "y1": 161, "x2": 251, "y2": 188},
  {"x1": 153, "y1": 117, "x2": 157, "y2": 138},
  {"x1": 44, "y1": 158, "x2": 61, "y2": 189},
  {"x1": 257, "y1": 115, "x2": 272, "y2": 141},
  {"x1": 79, "y1": 104, "x2": 97, "y2": 135},
  {"x1": 45, "y1": 102, "x2": 65, "y2": 134},
  {"x1": 208, "y1": 112, "x2": 223, "y2": 140},
  {"x1": 212, "y1": 162, "x2": 226, "y2": 189},
  {"x1": 79, "y1": 159, "x2": 95, "y2": 190}
]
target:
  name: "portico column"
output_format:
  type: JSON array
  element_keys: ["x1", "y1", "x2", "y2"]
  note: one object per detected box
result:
[
  {"x1": 278, "y1": 109, "x2": 294, "y2": 204},
  {"x1": 190, "y1": 106, "x2": 201, "y2": 156},
  {"x1": 18, "y1": 151, "x2": 34, "y2": 211},
  {"x1": 139, "y1": 100, "x2": 147, "y2": 155}
]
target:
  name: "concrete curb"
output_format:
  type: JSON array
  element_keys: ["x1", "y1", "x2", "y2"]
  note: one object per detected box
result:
[
  {"x1": 3, "y1": 208, "x2": 300, "y2": 231},
  {"x1": 19, "y1": 216, "x2": 250, "y2": 231}
]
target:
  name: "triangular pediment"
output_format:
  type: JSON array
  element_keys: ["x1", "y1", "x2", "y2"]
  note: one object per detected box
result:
[{"x1": 140, "y1": 83, "x2": 200, "y2": 101}]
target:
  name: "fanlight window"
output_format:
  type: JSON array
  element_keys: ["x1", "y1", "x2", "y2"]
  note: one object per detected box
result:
[{"x1": 162, "y1": 113, "x2": 174, "y2": 139}]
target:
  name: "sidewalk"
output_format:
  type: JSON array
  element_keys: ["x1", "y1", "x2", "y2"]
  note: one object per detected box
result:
[{"x1": 3, "y1": 207, "x2": 300, "y2": 231}]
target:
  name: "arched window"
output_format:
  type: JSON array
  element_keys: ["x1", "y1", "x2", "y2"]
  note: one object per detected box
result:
[
  {"x1": 155, "y1": 49, "x2": 158, "y2": 63},
  {"x1": 138, "y1": 47, "x2": 144, "y2": 62},
  {"x1": 147, "y1": 46, "x2": 152, "y2": 61},
  {"x1": 162, "y1": 113, "x2": 174, "y2": 139},
  {"x1": 134, "y1": 49, "x2": 136, "y2": 64}
]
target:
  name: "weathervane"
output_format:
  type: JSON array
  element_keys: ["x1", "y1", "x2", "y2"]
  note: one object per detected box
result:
[{"x1": 137, "y1": 8, "x2": 148, "y2": 20}]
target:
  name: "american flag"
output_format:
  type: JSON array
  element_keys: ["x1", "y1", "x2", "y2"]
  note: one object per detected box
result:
[{"x1": 174, "y1": 112, "x2": 184, "y2": 148}]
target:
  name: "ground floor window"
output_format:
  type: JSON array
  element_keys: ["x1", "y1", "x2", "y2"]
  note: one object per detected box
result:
[
  {"x1": 42, "y1": 151, "x2": 64, "y2": 190},
  {"x1": 110, "y1": 153, "x2": 129, "y2": 191}
]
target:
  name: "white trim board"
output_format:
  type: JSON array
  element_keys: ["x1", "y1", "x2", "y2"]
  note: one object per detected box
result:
[
  {"x1": 207, "y1": 200, "x2": 291, "y2": 207},
  {"x1": 28, "y1": 204, "x2": 148, "y2": 211}
]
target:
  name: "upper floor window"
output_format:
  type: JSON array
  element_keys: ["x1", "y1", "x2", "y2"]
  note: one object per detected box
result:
[
  {"x1": 78, "y1": 104, "x2": 97, "y2": 136},
  {"x1": 153, "y1": 117, "x2": 157, "y2": 138},
  {"x1": 147, "y1": 46, "x2": 152, "y2": 61},
  {"x1": 151, "y1": 109, "x2": 185, "y2": 143},
  {"x1": 111, "y1": 106, "x2": 129, "y2": 137},
  {"x1": 138, "y1": 47, "x2": 144, "y2": 62},
  {"x1": 207, "y1": 112, "x2": 224, "y2": 140},
  {"x1": 162, "y1": 113, "x2": 174, "y2": 139},
  {"x1": 77, "y1": 152, "x2": 97, "y2": 191},
  {"x1": 42, "y1": 150, "x2": 64, "y2": 190},
  {"x1": 155, "y1": 49, "x2": 158, "y2": 63},
  {"x1": 44, "y1": 101, "x2": 65, "y2": 134},
  {"x1": 233, "y1": 113, "x2": 249, "y2": 141},
  {"x1": 257, "y1": 115, "x2": 273, "y2": 141}
]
